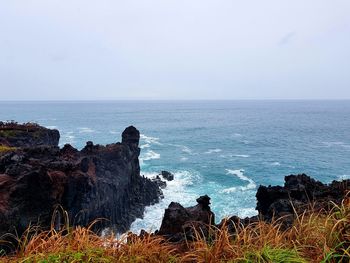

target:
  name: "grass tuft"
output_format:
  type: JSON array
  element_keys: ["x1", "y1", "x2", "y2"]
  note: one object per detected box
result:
[
  {"x1": 0, "y1": 146, "x2": 17, "y2": 153},
  {"x1": 0, "y1": 194, "x2": 349, "y2": 262}
]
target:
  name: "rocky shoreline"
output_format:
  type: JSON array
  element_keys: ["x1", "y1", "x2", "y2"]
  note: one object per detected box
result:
[
  {"x1": 1, "y1": 122, "x2": 349, "y2": 248},
  {"x1": 154, "y1": 173, "x2": 349, "y2": 242},
  {"x1": 0, "y1": 123, "x2": 162, "y2": 244}
]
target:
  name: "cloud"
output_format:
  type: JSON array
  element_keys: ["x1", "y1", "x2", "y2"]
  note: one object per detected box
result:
[{"x1": 278, "y1": 31, "x2": 296, "y2": 46}]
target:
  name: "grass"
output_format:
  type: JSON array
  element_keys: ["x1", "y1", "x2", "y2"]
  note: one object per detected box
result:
[
  {"x1": 0, "y1": 195, "x2": 349, "y2": 263},
  {"x1": 0, "y1": 145, "x2": 17, "y2": 153}
]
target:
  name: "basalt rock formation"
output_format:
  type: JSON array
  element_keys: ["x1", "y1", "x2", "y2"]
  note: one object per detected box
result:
[
  {"x1": 0, "y1": 123, "x2": 162, "y2": 246},
  {"x1": 0, "y1": 122, "x2": 59, "y2": 148},
  {"x1": 156, "y1": 174, "x2": 349, "y2": 240},
  {"x1": 157, "y1": 195, "x2": 215, "y2": 241},
  {"x1": 256, "y1": 173, "x2": 350, "y2": 227},
  {"x1": 160, "y1": 171, "x2": 174, "y2": 181}
]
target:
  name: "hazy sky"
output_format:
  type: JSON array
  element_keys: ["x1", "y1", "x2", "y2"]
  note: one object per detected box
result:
[{"x1": 1, "y1": 0, "x2": 350, "y2": 100}]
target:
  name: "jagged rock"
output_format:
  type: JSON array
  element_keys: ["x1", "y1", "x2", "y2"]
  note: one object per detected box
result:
[
  {"x1": 158, "y1": 195, "x2": 215, "y2": 241},
  {"x1": 152, "y1": 175, "x2": 167, "y2": 189},
  {"x1": 0, "y1": 123, "x2": 162, "y2": 250},
  {"x1": 160, "y1": 171, "x2": 174, "y2": 181},
  {"x1": 256, "y1": 173, "x2": 350, "y2": 227},
  {"x1": 0, "y1": 122, "x2": 59, "y2": 148}
]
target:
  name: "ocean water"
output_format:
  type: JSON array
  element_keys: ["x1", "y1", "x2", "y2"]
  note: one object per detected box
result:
[{"x1": 1, "y1": 100, "x2": 350, "y2": 233}]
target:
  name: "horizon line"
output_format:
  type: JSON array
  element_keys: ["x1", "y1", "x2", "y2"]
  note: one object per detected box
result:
[{"x1": 1, "y1": 98, "x2": 350, "y2": 103}]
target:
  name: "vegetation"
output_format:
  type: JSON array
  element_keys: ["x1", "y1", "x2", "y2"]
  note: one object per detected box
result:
[
  {"x1": 0, "y1": 145, "x2": 17, "y2": 153},
  {"x1": 0, "y1": 195, "x2": 349, "y2": 263}
]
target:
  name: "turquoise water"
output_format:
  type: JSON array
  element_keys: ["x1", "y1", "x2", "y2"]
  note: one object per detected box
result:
[{"x1": 1, "y1": 100, "x2": 350, "y2": 232}]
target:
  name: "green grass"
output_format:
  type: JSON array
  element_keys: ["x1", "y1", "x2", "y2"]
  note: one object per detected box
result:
[
  {"x1": 19, "y1": 249, "x2": 114, "y2": 263},
  {"x1": 242, "y1": 247, "x2": 306, "y2": 263},
  {"x1": 0, "y1": 130, "x2": 17, "y2": 138}
]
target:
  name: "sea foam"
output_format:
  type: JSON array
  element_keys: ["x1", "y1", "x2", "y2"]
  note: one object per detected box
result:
[
  {"x1": 205, "y1": 149, "x2": 222, "y2": 154},
  {"x1": 221, "y1": 169, "x2": 256, "y2": 193},
  {"x1": 78, "y1": 127, "x2": 95, "y2": 133},
  {"x1": 140, "y1": 134, "x2": 162, "y2": 145},
  {"x1": 131, "y1": 170, "x2": 200, "y2": 233}
]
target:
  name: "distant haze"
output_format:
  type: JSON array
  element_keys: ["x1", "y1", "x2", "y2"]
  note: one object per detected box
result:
[{"x1": 0, "y1": 1, "x2": 350, "y2": 100}]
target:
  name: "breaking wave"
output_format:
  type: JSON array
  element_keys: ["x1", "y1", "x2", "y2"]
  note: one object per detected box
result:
[
  {"x1": 221, "y1": 169, "x2": 256, "y2": 193},
  {"x1": 131, "y1": 170, "x2": 200, "y2": 233},
  {"x1": 205, "y1": 149, "x2": 222, "y2": 154}
]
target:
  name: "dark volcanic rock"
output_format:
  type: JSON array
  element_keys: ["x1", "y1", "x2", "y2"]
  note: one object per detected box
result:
[
  {"x1": 152, "y1": 175, "x2": 167, "y2": 189},
  {"x1": 0, "y1": 122, "x2": 59, "y2": 148},
  {"x1": 156, "y1": 174, "x2": 350, "y2": 241},
  {"x1": 160, "y1": 170, "x2": 174, "y2": 181},
  {"x1": 158, "y1": 195, "x2": 215, "y2": 241},
  {"x1": 256, "y1": 173, "x2": 350, "y2": 226},
  {"x1": 0, "y1": 123, "x2": 162, "y2": 248}
]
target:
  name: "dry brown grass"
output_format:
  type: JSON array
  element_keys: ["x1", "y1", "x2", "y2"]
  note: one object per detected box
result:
[
  {"x1": 1, "y1": 194, "x2": 349, "y2": 263},
  {"x1": 0, "y1": 146, "x2": 17, "y2": 153}
]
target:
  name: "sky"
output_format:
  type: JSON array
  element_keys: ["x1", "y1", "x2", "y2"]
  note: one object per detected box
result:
[{"x1": 0, "y1": 0, "x2": 350, "y2": 100}]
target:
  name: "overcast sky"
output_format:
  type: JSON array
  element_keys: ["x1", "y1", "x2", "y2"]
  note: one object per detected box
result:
[{"x1": 0, "y1": 0, "x2": 350, "y2": 100}]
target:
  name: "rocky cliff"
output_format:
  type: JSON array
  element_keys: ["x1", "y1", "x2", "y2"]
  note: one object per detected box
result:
[
  {"x1": 0, "y1": 123, "x2": 162, "y2": 242},
  {"x1": 0, "y1": 122, "x2": 59, "y2": 148}
]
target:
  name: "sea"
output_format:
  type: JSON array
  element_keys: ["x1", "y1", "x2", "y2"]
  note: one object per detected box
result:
[{"x1": 1, "y1": 100, "x2": 349, "y2": 233}]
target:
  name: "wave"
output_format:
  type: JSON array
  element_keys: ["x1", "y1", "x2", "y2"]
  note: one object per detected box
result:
[
  {"x1": 321, "y1": 141, "x2": 350, "y2": 149},
  {"x1": 46, "y1": 125, "x2": 58, "y2": 129},
  {"x1": 220, "y1": 154, "x2": 250, "y2": 158},
  {"x1": 339, "y1": 174, "x2": 350, "y2": 180},
  {"x1": 59, "y1": 131, "x2": 75, "y2": 146},
  {"x1": 270, "y1": 162, "x2": 281, "y2": 166},
  {"x1": 140, "y1": 150, "x2": 160, "y2": 161},
  {"x1": 221, "y1": 169, "x2": 256, "y2": 193},
  {"x1": 169, "y1": 144, "x2": 193, "y2": 154},
  {"x1": 140, "y1": 134, "x2": 162, "y2": 145},
  {"x1": 131, "y1": 170, "x2": 201, "y2": 233},
  {"x1": 109, "y1": 130, "x2": 118, "y2": 134},
  {"x1": 140, "y1": 143, "x2": 151, "y2": 149},
  {"x1": 78, "y1": 127, "x2": 95, "y2": 133},
  {"x1": 233, "y1": 154, "x2": 250, "y2": 158},
  {"x1": 181, "y1": 146, "x2": 192, "y2": 154},
  {"x1": 205, "y1": 149, "x2": 222, "y2": 154}
]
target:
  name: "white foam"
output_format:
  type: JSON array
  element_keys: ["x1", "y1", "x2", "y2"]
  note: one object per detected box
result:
[
  {"x1": 130, "y1": 170, "x2": 200, "y2": 233},
  {"x1": 140, "y1": 134, "x2": 162, "y2": 145},
  {"x1": 322, "y1": 141, "x2": 350, "y2": 149},
  {"x1": 236, "y1": 207, "x2": 257, "y2": 218},
  {"x1": 109, "y1": 131, "x2": 118, "y2": 134},
  {"x1": 233, "y1": 154, "x2": 250, "y2": 158},
  {"x1": 221, "y1": 169, "x2": 256, "y2": 193},
  {"x1": 181, "y1": 146, "x2": 192, "y2": 154},
  {"x1": 140, "y1": 143, "x2": 151, "y2": 149},
  {"x1": 140, "y1": 150, "x2": 160, "y2": 161},
  {"x1": 168, "y1": 144, "x2": 193, "y2": 154},
  {"x1": 180, "y1": 157, "x2": 188, "y2": 161},
  {"x1": 339, "y1": 174, "x2": 350, "y2": 180},
  {"x1": 270, "y1": 162, "x2": 281, "y2": 166},
  {"x1": 78, "y1": 127, "x2": 95, "y2": 133},
  {"x1": 205, "y1": 149, "x2": 222, "y2": 154},
  {"x1": 60, "y1": 131, "x2": 75, "y2": 146},
  {"x1": 46, "y1": 125, "x2": 58, "y2": 129}
]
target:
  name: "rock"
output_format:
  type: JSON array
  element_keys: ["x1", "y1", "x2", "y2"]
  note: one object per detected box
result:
[
  {"x1": 158, "y1": 195, "x2": 215, "y2": 241},
  {"x1": 0, "y1": 122, "x2": 59, "y2": 148},
  {"x1": 156, "y1": 174, "x2": 350, "y2": 241},
  {"x1": 152, "y1": 175, "x2": 167, "y2": 189},
  {"x1": 0, "y1": 124, "x2": 162, "y2": 250},
  {"x1": 256, "y1": 173, "x2": 350, "y2": 227},
  {"x1": 160, "y1": 171, "x2": 174, "y2": 181}
]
